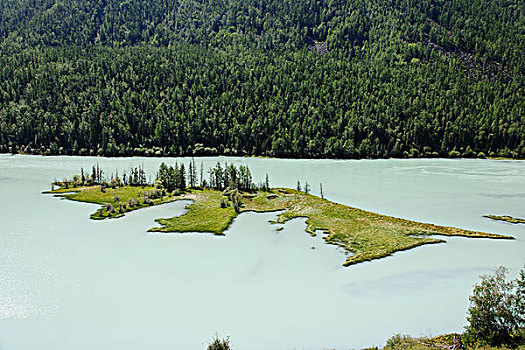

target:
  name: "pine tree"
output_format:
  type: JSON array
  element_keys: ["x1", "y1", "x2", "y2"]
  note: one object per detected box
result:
[
  {"x1": 200, "y1": 161, "x2": 204, "y2": 187},
  {"x1": 188, "y1": 160, "x2": 194, "y2": 187},
  {"x1": 179, "y1": 163, "x2": 186, "y2": 189}
]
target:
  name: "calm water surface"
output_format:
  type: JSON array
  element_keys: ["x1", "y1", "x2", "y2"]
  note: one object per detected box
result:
[{"x1": 0, "y1": 155, "x2": 524, "y2": 350}]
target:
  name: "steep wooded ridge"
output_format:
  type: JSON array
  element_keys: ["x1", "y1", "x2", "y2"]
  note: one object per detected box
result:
[{"x1": 0, "y1": 0, "x2": 523, "y2": 158}]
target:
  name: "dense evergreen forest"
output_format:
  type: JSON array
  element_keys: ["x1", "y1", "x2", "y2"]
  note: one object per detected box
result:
[{"x1": 0, "y1": 0, "x2": 523, "y2": 158}]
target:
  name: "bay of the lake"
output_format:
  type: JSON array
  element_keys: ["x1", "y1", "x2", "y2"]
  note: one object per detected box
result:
[{"x1": 0, "y1": 155, "x2": 524, "y2": 350}]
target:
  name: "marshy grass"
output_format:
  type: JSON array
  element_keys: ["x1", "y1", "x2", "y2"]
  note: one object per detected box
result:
[
  {"x1": 45, "y1": 185, "x2": 183, "y2": 220},
  {"x1": 150, "y1": 189, "x2": 237, "y2": 235},
  {"x1": 240, "y1": 189, "x2": 511, "y2": 266},
  {"x1": 139, "y1": 187, "x2": 512, "y2": 266},
  {"x1": 46, "y1": 186, "x2": 512, "y2": 266},
  {"x1": 484, "y1": 215, "x2": 525, "y2": 224}
]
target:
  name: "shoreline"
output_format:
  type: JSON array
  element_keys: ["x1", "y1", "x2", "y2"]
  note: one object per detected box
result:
[{"x1": 4, "y1": 152, "x2": 525, "y2": 162}]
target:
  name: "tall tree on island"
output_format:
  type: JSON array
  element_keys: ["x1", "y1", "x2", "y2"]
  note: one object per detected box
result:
[
  {"x1": 179, "y1": 163, "x2": 186, "y2": 189},
  {"x1": 304, "y1": 181, "x2": 310, "y2": 194}
]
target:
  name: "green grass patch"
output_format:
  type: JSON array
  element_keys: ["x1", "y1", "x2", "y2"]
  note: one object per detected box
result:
[
  {"x1": 42, "y1": 187, "x2": 81, "y2": 194},
  {"x1": 150, "y1": 189, "x2": 238, "y2": 235},
  {"x1": 46, "y1": 185, "x2": 183, "y2": 220},
  {"x1": 484, "y1": 215, "x2": 525, "y2": 224}
]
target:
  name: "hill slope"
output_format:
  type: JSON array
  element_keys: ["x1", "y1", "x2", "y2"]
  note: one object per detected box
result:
[{"x1": 0, "y1": 0, "x2": 523, "y2": 158}]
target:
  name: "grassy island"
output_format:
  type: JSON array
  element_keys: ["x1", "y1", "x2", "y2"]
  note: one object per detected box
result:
[
  {"x1": 150, "y1": 187, "x2": 512, "y2": 265},
  {"x1": 45, "y1": 182, "x2": 512, "y2": 266},
  {"x1": 44, "y1": 185, "x2": 182, "y2": 220},
  {"x1": 484, "y1": 215, "x2": 525, "y2": 225}
]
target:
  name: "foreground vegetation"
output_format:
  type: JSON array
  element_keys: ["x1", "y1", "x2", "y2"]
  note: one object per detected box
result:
[
  {"x1": 464, "y1": 267, "x2": 525, "y2": 348},
  {"x1": 46, "y1": 161, "x2": 512, "y2": 266},
  {"x1": 379, "y1": 333, "x2": 525, "y2": 350},
  {"x1": 208, "y1": 331, "x2": 525, "y2": 350}
]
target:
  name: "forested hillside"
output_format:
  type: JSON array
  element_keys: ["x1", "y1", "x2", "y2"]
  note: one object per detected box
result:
[{"x1": 0, "y1": 0, "x2": 523, "y2": 158}]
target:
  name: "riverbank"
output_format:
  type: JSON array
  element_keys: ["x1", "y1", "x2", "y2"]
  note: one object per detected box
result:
[{"x1": 45, "y1": 185, "x2": 512, "y2": 266}]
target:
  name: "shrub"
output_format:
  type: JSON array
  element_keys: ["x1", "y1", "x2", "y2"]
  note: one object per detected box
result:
[
  {"x1": 449, "y1": 149, "x2": 461, "y2": 158},
  {"x1": 464, "y1": 266, "x2": 525, "y2": 347},
  {"x1": 105, "y1": 203, "x2": 115, "y2": 214},
  {"x1": 384, "y1": 334, "x2": 413, "y2": 349},
  {"x1": 463, "y1": 146, "x2": 474, "y2": 158},
  {"x1": 207, "y1": 335, "x2": 231, "y2": 350},
  {"x1": 230, "y1": 189, "x2": 242, "y2": 213},
  {"x1": 222, "y1": 187, "x2": 232, "y2": 197}
]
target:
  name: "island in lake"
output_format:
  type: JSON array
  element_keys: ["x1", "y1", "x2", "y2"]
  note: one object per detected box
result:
[
  {"x1": 484, "y1": 215, "x2": 525, "y2": 225},
  {"x1": 45, "y1": 162, "x2": 512, "y2": 266}
]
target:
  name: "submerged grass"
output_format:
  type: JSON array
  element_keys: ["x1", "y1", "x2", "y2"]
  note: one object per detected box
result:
[{"x1": 46, "y1": 186, "x2": 513, "y2": 266}]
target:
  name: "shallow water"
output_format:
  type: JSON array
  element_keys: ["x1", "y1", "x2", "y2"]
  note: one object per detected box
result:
[{"x1": 0, "y1": 155, "x2": 524, "y2": 350}]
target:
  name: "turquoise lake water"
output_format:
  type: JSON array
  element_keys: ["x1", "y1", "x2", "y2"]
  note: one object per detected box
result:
[{"x1": 0, "y1": 155, "x2": 524, "y2": 349}]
